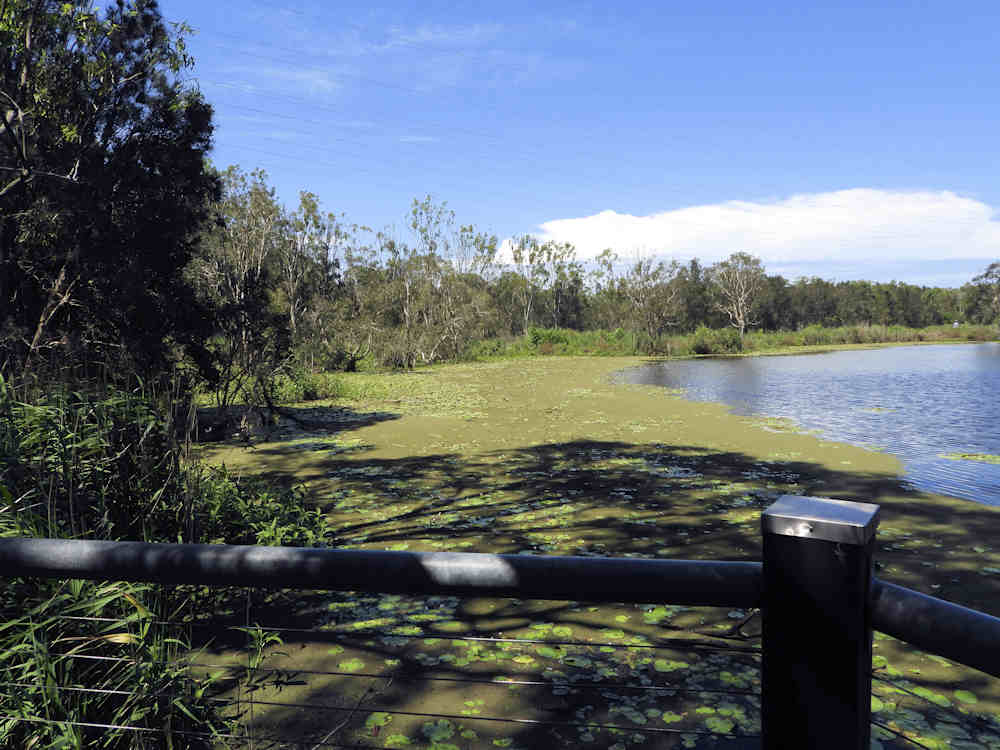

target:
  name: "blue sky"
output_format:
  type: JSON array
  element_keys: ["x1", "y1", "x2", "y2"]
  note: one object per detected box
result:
[{"x1": 161, "y1": 0, "x2": 999, "y2": 287}]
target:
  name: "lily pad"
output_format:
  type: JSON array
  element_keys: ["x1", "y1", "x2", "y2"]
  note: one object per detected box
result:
[
  {"x1": 705, "y1": 716, "x2": 735, "y2": 733},
  {"x1": 422, "y1": 719, "x2": 455, "y2": 742},
  {"x1": 654, "y1": 659, "x2": 689, "y2": 672},
  {"x1": 365, "y1": 712, "x2": 392, "y2": 729}
]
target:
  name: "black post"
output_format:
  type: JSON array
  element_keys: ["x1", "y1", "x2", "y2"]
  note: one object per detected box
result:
[{"x1": 761, "y1": 495, "x2": 880, "y2": 750}]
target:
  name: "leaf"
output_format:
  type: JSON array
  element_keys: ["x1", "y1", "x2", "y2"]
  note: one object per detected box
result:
[{"x1": 365, "y1": 711, "x2": 392, "y2": 729}]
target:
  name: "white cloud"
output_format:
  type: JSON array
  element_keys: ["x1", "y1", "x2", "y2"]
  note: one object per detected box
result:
[{"x1": 533, "y1": 189, "x2": 1000, "y2": 268}]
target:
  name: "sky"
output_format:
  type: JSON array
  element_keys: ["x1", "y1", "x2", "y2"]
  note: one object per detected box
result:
[{"x1": 160, "y1": 0, "x2": 1000, "y2": 287}]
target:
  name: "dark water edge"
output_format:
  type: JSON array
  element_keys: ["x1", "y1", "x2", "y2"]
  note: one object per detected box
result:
[{"x1": 616, "y1": 343, "x2": 1000, "y2": 507}]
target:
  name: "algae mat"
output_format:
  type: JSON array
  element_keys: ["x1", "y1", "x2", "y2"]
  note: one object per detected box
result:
[{"x1": 199, "y1": 357, "x2": 1000, "y2": 750}]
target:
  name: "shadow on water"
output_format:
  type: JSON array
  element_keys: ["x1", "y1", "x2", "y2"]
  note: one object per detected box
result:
[{"x1": 183, "y1": 421, "x2": 999, "y2": 749}]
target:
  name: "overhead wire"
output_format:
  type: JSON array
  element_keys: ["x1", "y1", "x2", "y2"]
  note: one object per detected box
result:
[
  {"x1": 0, "y1": 702, "x2": 757, "y2": 741},
  {"x1": 49, "y1": 614, "x2": 762, "y2": 654}
]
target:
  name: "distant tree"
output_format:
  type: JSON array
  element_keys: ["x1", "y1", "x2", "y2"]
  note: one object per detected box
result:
[
  {"x1": 709, "y1": 252, "x2": 766, "y2": 339},
  {"x1": 536, "y1": 241, "x2": 582, "y2": 328},
  {"x1": 790, "y1": 277, "x2": 838, "y2": 327},
  {"x1": 188, "y1": 166, "x2": 288, "y2": 409},
  {"x1": 621, "y1": 256, "x2": 680, "y2": 343},
  {"x1": 758, "y1": 275, "x2": 793, "y2": 330},
  {"x1": 510, "y1": 235, "x2": 545, "y2": 334},
  {"x1": 1, "y1": 0, "x2": 218, "y2": 377},
  {"x1": 835, "y1": 281, "x2": 880, "y2": 327},
  {"x1": 671, "y1": 259, "x2": 712, "y2": 332},
  {"x1": 973, "y1": 262, "x2": 1000, "y2": 324}
]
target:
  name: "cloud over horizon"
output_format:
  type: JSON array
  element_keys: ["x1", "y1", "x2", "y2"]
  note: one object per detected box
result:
[{"x1": 534, "y1": 190, "x2": 1000, "y2": 270}]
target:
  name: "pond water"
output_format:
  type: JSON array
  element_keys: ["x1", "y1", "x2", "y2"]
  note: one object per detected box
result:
[{"x1": 617, "y1": 343, "x2": 1000, "y2": 507}]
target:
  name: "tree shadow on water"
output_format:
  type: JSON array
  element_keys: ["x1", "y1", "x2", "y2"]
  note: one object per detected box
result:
[{"x1": 181, "y1": 428, "x2": 1000, "y2": 749}]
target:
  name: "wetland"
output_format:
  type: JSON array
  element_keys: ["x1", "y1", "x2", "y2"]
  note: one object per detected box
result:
[{"x1": 198, "y1": 355, "x2": 1000, "y2": 750}]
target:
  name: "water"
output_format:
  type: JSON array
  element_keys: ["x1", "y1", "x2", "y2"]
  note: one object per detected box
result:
[{"x1": 617, "y1": 343, "x2": 1000, "y2": 506}]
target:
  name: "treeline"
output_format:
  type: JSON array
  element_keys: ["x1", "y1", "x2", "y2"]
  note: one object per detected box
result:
[{"x1": 176, "y1": 167, "x2": 1000, "y2": 396}]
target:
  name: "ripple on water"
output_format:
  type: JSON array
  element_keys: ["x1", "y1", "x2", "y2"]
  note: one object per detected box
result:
[{"x1": 617, "y1": 343, "x2": 1000, "y2": 507}]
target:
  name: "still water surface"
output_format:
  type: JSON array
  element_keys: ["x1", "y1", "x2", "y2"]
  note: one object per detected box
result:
[{"x1": 617, "y1": 343, "x2": 1000, "y2": 506}]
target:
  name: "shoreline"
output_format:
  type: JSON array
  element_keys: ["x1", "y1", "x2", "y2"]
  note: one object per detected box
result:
[{"x1": 202, "y1": 355, "x2": 998, "y2": 612}]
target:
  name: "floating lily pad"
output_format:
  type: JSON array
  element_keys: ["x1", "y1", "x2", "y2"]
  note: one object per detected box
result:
[
  {"x1": 911, "y1": 686, "x2": 951, "y2": 707},
  {"x1": 337, "y1": 658, "x2": 364, "y2": 672},
  {"x1": 705, "y1": 716, "x2": 735, "y2": 733},
  {"x1": 422, "y1": 719, "x2": 455, "y2": 742},
  {"x1": 365, "y1": 712, "x2": 392, "y2": 729},
  {"x1": 654, "y1": 659, "x2": 689, "y2": 672}
]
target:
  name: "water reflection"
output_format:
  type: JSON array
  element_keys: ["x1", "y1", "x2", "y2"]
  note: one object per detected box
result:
[{"x1": 618, "y1": 343, "x2": 1000, "y2": 506}]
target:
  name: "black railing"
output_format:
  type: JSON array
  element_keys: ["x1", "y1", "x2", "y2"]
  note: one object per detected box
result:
[{"x1": 1, "y1": 494, "x2": 998, "y2": 749}]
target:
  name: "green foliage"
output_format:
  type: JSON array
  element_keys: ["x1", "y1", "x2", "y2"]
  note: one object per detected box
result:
[
  {"x1": 272, "y1": 368, "x2": 349, "y2": 403},
  {"x1": 690, "y1": 326, "x2": 743, "y2": 355},
  {"x1": 0, "y1": 504, "x2": 233, "y2": 748},
  {"x1": 461, "y1": 328, "x2": 640, "y2": 360},
  {"x1": 454, "y1": 323, "x2": 996, "y2": 363},
  {"x1": 191, "y1": 466, "x2": 330, "y2": 547},
  {"x1": 0, "y1": 379, "x2": 330, "y2": 746},
  {"x1": 1, "y1": 0, "x2": 219, "y2": 378}
]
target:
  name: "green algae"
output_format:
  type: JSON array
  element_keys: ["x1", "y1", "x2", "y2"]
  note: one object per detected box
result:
[
  {"x1": 941, "y1": 452, "x2": 1000, "y2": 464},
  {"x1": 196, "y1": 356, "x2": 1000, "y2": 750}
]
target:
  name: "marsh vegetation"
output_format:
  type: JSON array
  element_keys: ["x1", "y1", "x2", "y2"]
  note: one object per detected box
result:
[{"x1": 3, "y1": 1, "x2": 1000, "y2": 747}]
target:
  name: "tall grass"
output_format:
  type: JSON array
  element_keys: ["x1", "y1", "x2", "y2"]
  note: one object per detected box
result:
[
  {"x1": 0, "y1": 374, "x2": 330, "y2": 747},
  {"x1": 456, "y1": 323, "x2": 998, "y2": 361}
]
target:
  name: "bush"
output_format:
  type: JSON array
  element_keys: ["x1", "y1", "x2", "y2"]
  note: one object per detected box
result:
[
  {"x1": 192, "y1": 465, "x2": 330, "y2": 547},
  {"x1": 0, "y1": 377, "x2": 330, "y2": 747},
  {"x1": 528, "y1": 327, "x2": 570, "y2": 349},
  {"x1": 690, "y1": 326, "x2": 743, "y2": 354},
  {"x1": 273, "y1": 368, "x2": 346, "y2": 403}
]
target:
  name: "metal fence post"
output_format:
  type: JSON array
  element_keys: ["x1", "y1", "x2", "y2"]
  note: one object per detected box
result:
[{"x1": 761, "y1": 495, "x2": 880, "y2": 750}]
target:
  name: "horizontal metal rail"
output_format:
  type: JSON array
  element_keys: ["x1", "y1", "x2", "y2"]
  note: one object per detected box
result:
[
  {"x1": 871, "y1": 578, "x2": 1000, "y2": 678},
  {"x1": 0, "y1": 538, "x2": 762, "y2": 607},
  {"x1": 2, "y1": 538, "x2": 998, "y2": 679}
]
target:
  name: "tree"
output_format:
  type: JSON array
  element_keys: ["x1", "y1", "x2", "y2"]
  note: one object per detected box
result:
[
  {"x1": 621, "y1": 256, "x2": 680, "y2": 343},
  {"x1": 188, "y1": 166, "x2": 288, "y2": 409},
  {"x1": 510, "y1": 235, "x2": 545, "y2": 334},
  {"x1": 1, "y1": 0, "x2": 218, "y2": 377},
  {"x1": 710, "y1": 252, "x2": 766, "y2": 339},
  {"x1": 674, "y1": 259, "x2": 714, "y2": 331},
  {"x1": 973, "y1": 262, "x2": 1000, "y2": 324}
]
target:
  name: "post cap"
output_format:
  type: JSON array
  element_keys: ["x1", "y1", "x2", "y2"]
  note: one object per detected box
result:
[{"x1": 762, "y1": 495, "x2": 880, "y2": 545}]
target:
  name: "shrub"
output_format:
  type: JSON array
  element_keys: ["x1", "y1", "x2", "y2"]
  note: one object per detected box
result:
[
  {"x1": 0, "y1": 377, "x2": 329, "y2": 747},
  {"x1": 273, "y1": 368, "x2": 346, "y2": 403},
  {"x1": 690, "y1": 326, "x2": 743, "y2": 354},
  {"x1": 528, "y1": 327, "x2": 570, "y2": 349}
]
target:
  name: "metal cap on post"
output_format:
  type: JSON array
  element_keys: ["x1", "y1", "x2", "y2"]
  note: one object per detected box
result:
[{"x1": 761, "y1": 495, "x2": 880, "y2": 750}]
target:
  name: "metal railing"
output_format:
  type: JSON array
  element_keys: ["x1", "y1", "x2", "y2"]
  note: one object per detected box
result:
[{"x1": 2, "y1": 494, "x2": 998, "y2": 749}]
